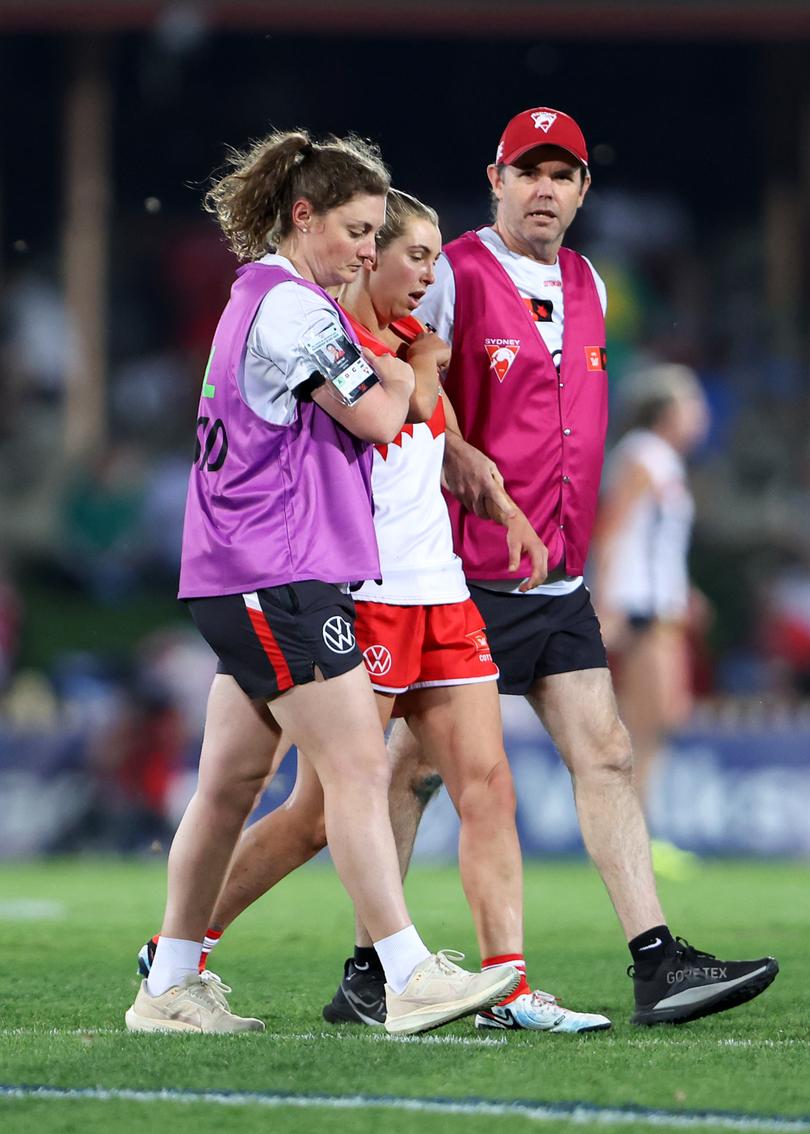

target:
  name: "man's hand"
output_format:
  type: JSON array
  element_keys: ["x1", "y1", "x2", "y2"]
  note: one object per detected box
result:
[
  {"x1": 443, "y1": 432, "x2": 516, "y2": 521},
  {"x1": 502, "y1": 507, "x2": 548, "y2": 590},
  {"x1": 442, "y1": 415, "x2": 548, "y2": 588}
]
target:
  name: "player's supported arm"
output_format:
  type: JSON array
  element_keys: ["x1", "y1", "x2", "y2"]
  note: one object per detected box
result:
[{"x1": 404, "y1": 331, "x2": 450, "y2": 424}]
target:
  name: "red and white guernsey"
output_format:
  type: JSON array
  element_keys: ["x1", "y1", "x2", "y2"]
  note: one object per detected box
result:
[{"x1": 346, "y1": 312, "x2": 469, "y2": 606}]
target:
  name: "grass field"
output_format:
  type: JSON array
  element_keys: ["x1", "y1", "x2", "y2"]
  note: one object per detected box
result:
[{"x1": 1, "y1": 856, "x2": 808, "y2": 1133}]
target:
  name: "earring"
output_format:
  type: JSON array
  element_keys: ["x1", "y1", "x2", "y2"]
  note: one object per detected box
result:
[{"x1": 302, "y1": 225, "x2": 309, "y2": 234}]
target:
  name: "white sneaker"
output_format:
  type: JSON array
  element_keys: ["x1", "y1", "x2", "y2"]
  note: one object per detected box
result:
[
  {"x1": 125, "y1": 971, "x2": 265, "y2": 1034},
  {"x1": 384, "y1": 950, "x2": 520, "y2": 1036},
  {"x1": 475, "y1": 988, "x2": 612, "y2": 1033}
]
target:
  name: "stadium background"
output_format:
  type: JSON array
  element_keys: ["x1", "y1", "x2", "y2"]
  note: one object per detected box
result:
[{"x1": 2, "y1": 0, "x2": 810, "y2": 860}]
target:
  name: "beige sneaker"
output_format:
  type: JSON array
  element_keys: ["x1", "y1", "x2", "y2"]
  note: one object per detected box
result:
[
  {"x1": 384, "y1": 950, "x2": 520, "y2": 1036},
  {"x1": 125, "y1": 971, "x2": 265, "y2": 1034}
]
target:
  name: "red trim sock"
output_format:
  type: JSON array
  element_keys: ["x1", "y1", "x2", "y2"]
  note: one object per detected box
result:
[
  {"x1": 482, "y1": 953, "x2": 531, "y2": 1004},
  {"x1": 199, "y1": 928, "x2": 223, "y2": 972}
]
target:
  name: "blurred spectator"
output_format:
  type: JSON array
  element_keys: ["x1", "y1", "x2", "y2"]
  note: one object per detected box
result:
[
  {"x1": 758, "y1": 562, "x2": 810, "y2": 697},
  {"x1": 0, "y1": 266, "x2": 72, "y2": 416},
  {"x1": 58, "y1": 444, "x2": 146, "y2": 602},
  {"x1": 137, "y1": 454, "x2": 191, "y2": 582},
  {"x1": 0, "y1": 561, "x2": 22, "y2": 690}
]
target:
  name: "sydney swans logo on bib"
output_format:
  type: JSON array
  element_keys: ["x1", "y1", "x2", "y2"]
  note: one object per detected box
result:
[
  {"x1": 322, "y1": 616, "x2": 355, "y2": 654},
  {"x1": 485, "y1": 338, "x2": 521, "y2": 383}
]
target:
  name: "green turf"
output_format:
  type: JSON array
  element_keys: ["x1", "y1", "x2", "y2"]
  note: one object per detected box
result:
[{"x1": 1, "y1": 857, "x2": 808, "y2": 1134}]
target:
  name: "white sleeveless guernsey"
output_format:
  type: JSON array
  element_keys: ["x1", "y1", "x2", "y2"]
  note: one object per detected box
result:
[{"x1": 601, "y1": 428, "x2": 694, "y2": 620}]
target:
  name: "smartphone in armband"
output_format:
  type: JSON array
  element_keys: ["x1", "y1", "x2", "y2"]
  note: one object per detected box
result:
[{"x1": 301, "y1": 319, "x2": 380, "y2": 407}]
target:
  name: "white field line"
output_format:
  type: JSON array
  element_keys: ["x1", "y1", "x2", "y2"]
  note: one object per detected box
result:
[{"x1": 0, "y1": 1085, "x2": 809, "y2": 1131}]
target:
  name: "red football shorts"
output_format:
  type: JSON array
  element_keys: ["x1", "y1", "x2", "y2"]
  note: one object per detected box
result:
[{"x1": 354, "y1": 597, "x2": 499, "y2": 703}]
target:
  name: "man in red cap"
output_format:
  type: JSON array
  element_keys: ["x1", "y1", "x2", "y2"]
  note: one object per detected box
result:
[{"x1": 400, "y1": 105, "x2": 778, "y2": 1028}]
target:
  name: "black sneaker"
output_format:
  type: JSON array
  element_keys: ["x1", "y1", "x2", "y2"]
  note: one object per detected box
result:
[
  {"x1": 322, "y1": 958, "x2": 387, "y2": 1027},
  {"x1": 631, "y1": 937, "x2": 779, "y2": 1025},
  {"x1": 137, "y1": 935, "x2": 159, "y2": 977}
]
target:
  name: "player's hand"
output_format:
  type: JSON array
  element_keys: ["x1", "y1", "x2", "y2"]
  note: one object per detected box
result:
[
  {"x1": 443, "y1": 434, "x2": 516, "y2": 521},
  {"x1": 406, "y1": 331, "x2": 451, "y2": 374},
  {"x1": 503, "y1": 508, "x2": 548, "y2": 590}
]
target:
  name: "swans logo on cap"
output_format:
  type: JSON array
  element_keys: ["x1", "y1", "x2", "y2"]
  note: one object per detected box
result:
[
  {"x1": 531, "y1": 110, "x2": 558, "y2": 133},
  {"x1": 485, "y1": 338, "x2": 521, "y2": 382}
]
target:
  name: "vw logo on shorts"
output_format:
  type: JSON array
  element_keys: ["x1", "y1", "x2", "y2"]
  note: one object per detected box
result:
[
  {"x1": 363, "y1": 644, "x2": 392, "y2": 676},
  {"x1": 322, "y1": 615, "x2": 356, "y2": 654}
]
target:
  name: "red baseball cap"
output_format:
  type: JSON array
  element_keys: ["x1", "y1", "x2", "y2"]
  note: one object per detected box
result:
[{"x1": 495, "y1": 107, "x2": 588, "y2": 169}]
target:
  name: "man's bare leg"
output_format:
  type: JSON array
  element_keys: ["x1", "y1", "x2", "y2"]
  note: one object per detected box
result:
[{"x1": 526, "y1": 667, "x2": 665, "y2": 941}]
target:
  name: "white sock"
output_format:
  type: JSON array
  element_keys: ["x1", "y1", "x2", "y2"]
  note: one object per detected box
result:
[
  {"x1": 147, "y1": 937, "x2": 202, "y2": 997},
  {"x1": 373, "y1": 925, "x2": 431, "y2": 994}
]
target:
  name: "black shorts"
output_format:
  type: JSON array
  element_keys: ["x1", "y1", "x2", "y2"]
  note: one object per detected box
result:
[
  {"x1": 187, "y1": 581, "x2": 364, "y2": 701},
  {"x1": 467, "y1": 582, "x2": 608, "y2": 696}
]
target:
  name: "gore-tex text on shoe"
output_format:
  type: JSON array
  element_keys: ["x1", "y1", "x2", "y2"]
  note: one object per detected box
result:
[{"x1": 666, "y1": 966, "x2": 728, "y2": 984}]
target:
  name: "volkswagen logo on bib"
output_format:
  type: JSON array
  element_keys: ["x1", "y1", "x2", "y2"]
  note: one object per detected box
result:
[{"x1": 322, "y1": 616, "x2": 355, "y2": 654}]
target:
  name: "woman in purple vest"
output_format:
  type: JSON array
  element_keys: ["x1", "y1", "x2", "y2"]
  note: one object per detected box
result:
[{"x1": 125, "y1": 130, "x2": 517, "y2": 1036}]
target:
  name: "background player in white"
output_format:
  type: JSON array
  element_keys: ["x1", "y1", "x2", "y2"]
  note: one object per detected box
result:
[{"x1": 592, "y1": 364, "x2": 711, "y2": 875}]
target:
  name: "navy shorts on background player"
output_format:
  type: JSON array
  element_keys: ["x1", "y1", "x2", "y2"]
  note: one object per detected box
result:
[
  {"x1": 187, "y1": 581, "x2": 363, "y2": 700},
  {"x1": 468, "y1": 582, "x2": 608, "y2": 695}
]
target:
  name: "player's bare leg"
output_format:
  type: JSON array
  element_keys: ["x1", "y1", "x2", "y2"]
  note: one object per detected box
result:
[
  {"x1": 616, "y1": 625, "x2": 698, "y2": 878},
  {"x1": 210, "y1": 748, "x2": 327, "y2": 932},
  {"x1": 352, "y1": 717, "x2": 442, "y2": 950},
  {"x1": 401, "y1": 682, "x2": 522, "y2": 958},
  {"x1": 266, "y1": 666, "x2": 411, "y2": 942},
  {"x1": 616, "y1": 624, "x2": 692, "y2": 805},
  {"x1": 128, "y1": 675, "x2": 285, "y2": 1032},
  {"x1": 160, "y1": 675, "x2": 288, "y2": 945}
]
